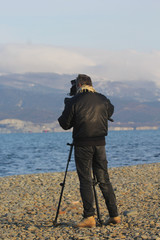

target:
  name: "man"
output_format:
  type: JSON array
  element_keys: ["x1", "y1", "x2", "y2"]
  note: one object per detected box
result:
[{"x1": 58, "y1": 74, "x2": 120, "y2": 228}]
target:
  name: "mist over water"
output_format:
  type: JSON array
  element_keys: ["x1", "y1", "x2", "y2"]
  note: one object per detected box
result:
[{"x1": 0, "y1": 130, "x2": 159, "y2": 177}]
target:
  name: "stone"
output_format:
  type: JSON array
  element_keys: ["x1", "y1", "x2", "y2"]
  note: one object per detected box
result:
[
  {"x1": 123, "y1": 209, "x2": 138, "y2": 217},
  {"x1": 0, "y1": 163, "x2": 159, "y2": 239},
  {"x1": 141, "y1": 234, "x2": 149, "y2": 239}
]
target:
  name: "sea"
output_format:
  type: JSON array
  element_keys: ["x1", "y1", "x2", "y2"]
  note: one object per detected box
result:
[{"x1": 0, "y1": 130, "x2": 159, "y2": 177}]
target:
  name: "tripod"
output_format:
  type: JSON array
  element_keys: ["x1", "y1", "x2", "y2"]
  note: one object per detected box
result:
[
  {"x1": 92, "y1": 174, "x2": 103, "y2": 226},
  {"x1": 53, "y1": 143, "x2": 103, "y2": 226},
  {"x1": 53, "y1": 143, "x2": 73, "y2": 226}
]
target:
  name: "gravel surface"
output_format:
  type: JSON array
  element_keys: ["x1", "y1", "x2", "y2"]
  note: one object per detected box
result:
[{"x1": 0, "y1": 163, "x2": 159, "y2": 240}]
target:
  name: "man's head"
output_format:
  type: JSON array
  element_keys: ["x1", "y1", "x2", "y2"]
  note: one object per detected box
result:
[{"x1": 76, "y1": 74, "x2": 92, "y2": 89}]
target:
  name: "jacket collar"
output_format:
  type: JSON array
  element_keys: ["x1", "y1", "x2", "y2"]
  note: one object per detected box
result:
[{"x1": 77, "y1": 84, "x2": 96, "y2": 94}]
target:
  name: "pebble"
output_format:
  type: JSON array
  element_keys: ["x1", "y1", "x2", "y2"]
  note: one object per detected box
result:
[
  {"x1": 0, "y1": 163, "x2": 159, "y2": 239},
  {"x1": 123, "y1": 209, "x2": 138, "y2": 216},
  {"x1": 141, "y1": 235, "x2": 149, "y2": 239}
]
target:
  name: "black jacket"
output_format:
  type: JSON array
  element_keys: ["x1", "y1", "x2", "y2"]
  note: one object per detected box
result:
[{"x1": 58, "y1": 91, "x2": 114, "y2": 146}]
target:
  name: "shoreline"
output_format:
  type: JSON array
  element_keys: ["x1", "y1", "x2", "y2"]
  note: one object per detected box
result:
[
  {"x1": 0, "y1": 163, "x2": 159, "y2": 239},
  {"x1": 0, "y1": 161, "x2": 159, "y2": 179},
  {"x1": 0, "y1": 126, "x2": 159, "y2": 134},
  {"x1": 0, "y1": 161, "x2": 159, "y2": 178},
  {"x1": 0, "y1": 118, "x2": 159, "y2": 134}
]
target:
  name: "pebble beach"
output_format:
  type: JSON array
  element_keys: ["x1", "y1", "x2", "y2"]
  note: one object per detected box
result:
[{"x1": 0, "y1": 163, "x2": 159, "y2": 240}]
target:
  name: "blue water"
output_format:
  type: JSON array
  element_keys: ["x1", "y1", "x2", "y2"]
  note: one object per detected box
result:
[{"x1": 0, "y1": 130, "x2": 159, "y2": 177}]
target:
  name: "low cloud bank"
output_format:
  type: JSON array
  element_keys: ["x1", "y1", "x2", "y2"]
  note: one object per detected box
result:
[{"x1": 0, "y1": 44, "x2": 160, "y2": 86}]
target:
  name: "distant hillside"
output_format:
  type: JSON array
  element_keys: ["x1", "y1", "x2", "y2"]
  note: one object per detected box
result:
[
  {"x1": 0, "y1": 85, "x2": 66, "y2": 123},
  {"x1": 0, "y1": 73, "x2": 160, "y2": 131}
]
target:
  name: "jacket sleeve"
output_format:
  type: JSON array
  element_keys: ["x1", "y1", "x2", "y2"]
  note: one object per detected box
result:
[
  {"x1": 58, "y1": 99, "x2": 74, "y2": 130},
  {"x1": 107, "y1": 99, "x2": 114, "y2": 119}
]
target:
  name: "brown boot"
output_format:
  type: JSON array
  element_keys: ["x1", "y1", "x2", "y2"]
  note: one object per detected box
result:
[
  {"x1": 105, "y1": 216, "x2": 121, "y2": 225},
  {"x1": 75, "y1": 216, "x2": 96, "y2": 228}
]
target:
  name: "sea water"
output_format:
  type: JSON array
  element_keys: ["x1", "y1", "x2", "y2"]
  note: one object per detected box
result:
[{"x1": 0, "y1": 130, "x2": 159, "y2": 177}]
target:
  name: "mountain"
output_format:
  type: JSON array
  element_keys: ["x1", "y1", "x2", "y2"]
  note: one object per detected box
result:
[
  {"x1": 94, "y1": 80, "x2": 160, "y2": 102},
  {"x1": 0, "y1": 86, "x2": 66, "y2": 123},
  {"x1": 0, "y1": 72, "x2": 160, "y2": 132},
  {"x1": 93, "y1": 80, "x2": 160, "y2": 128},
  {"x1": 1, "y1": 72, "x2": 159, "y2": 101},
  {"x1": 0, "y1": 72, "x2": 76, "y2": 91},
  {"x1": 0, "y1": 73, "x2": 75, "y2": 123}
]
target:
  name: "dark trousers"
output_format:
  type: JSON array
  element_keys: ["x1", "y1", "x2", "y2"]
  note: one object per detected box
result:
[{"x1": 74, "y1": 145, "x2": 118, "y2": 218}]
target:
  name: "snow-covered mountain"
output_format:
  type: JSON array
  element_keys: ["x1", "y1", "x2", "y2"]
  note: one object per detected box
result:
[
  {"x1": 0, "y1": 73, "x2": 160, "y2": 129},
  {"x1": 94, "y1": 80, "x2": 160, "y2": 102}
]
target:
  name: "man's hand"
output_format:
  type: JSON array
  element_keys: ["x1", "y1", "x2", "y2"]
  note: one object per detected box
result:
[{"x1": 108, "y1": 118, "x2": 114, "y2": 122}]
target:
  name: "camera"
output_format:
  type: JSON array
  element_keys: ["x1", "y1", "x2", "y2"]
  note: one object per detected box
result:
[
  {"x1": 64, "y1": 79, "x2": 77, "y2": 105},
  {"x1": 69, "y1": 79, "x2": 77, "y2": 96}
]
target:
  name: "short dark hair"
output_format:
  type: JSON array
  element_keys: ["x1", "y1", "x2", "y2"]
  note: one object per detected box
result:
[{"x1": 76, "y1": 74, "x2": 92, "y2": 86}]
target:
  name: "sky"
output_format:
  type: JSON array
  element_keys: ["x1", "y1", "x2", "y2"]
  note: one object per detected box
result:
[{"x1": 0, "y1": 0, "x2": 160, "y2": 85}]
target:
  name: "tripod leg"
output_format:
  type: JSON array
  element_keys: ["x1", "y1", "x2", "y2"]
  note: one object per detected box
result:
[
  {"x1": 93, "y1": 175, "x2": 103, "y2": 226},
  {"x1": 53, "y1": 143, "x2": 73, "y2": 226}
]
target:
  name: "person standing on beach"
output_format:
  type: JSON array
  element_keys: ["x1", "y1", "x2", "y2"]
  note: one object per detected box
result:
[{"x1": 58, "y1": 74, "x2": 120, "y2": 228}]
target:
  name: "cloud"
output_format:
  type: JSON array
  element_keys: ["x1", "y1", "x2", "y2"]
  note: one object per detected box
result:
[
  {"x1": 0, "y1": 44, "x2": 96, "y2": 74},
  {"x1": 81, "y1": 49, "x2": 160, "y2": 85},
  {"x1": 0, "y1": 44, "x2": 160, "y2": 86}
]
